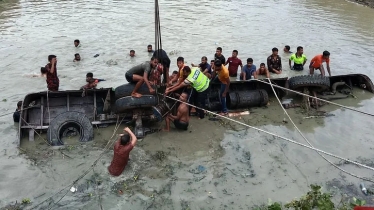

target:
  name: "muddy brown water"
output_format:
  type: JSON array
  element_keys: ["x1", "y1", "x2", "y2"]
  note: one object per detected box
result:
[{"x1": 1, "y1": 0, "x2": 374, "y2": 209}]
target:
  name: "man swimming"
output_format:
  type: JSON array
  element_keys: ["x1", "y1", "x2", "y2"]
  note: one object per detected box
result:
[
  {"x1": 74, "y1": 53, "x2": 81, "y2": 62},
  {"x1": 163, "y1": 92, "x2": 190, "y2": 131}
]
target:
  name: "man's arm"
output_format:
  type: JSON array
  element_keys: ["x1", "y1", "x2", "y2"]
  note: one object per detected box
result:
[
  {"x1": 124, "y1": 127, "x2": 138, "y2": 147},
  {"x1": 326, "y1": 63, "x2": 331, "y2": 76},
  {"x1": 303, "y1": 56, "x2": 307, "y2": 66},
  {"x1": 267, "y1": 57, "x2": 272, "y2": 71},
  {"x1": 224, "y1": 58, "x2": 229, "y2": 66},
  {"x1": 279, "y1": 57, "x2": 282, "y2": 70},
  {"x1": 143, "y1": 72, "x2": 155, "y2": 93},
  {"x1": 166, "y1": 81, "x2": 188, "y2": 94}
]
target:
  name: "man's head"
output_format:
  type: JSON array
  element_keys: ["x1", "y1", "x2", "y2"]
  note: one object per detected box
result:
[
  {"x1": 86, "y1": 72, "x2": 93, "y2": 82},
  {"x1": 120, "y1": 134, "x2": 131, "y2": 145},
  {"x1": 40, "y1": 67, "x2": 47, "y2": 75},
  {"x1": 210, "y1": 60, "x2": 215, "y2": 66},
  {"x1": 177, "y1": 57, "x2": 184, "y2": 69},
  {"x1": 260, "y1": 63, "x2": 266, "y2": 70},
  {"x1": 232, "y1": 50, "x2": 238, "y2": 58},
  {"x1": 130, "y1": 50, "x2": 135, "y2": 57},
  {"x1": 179, "y1": 92, "x2": 188, "y2": 102},
  {"x1": 246, "y1": 58, "x2": 253, "y2": 67},
  {"x1": 74, "y1": 39, "x2": 80, "y2": 47},
  {"x1": 172, "y1": 70, "x2": 178, "y2": 75},
  {"x1": 214, "y1": 60, "x2": 223, "y2": 71},
  {"x1": 150, "y1": 57, "x2": 159, "y2": 68},
  {"x1": 297, "y1": 46, "x2": 303, "y2": 54},
  {"x1": 74, "y1": 53, "x2": 81, "y2": 61},
  {"x1": 48, "y1": 55, "x2": 57, "y2": 63},
  {"x1": 182, "y1": 66, "x2": 191, "y2": 77},
  {"x1": 17, "y1": 101, "x2": 22, "y2": 109},
  {"x1": 201, "y1": 56, "x2": 208, "y2": 64},
  {"x1": 272, "y1": 47, "x2": 279, "y2": 56},
  {"x1": 216, "y1": 47, "x2": 222, "y2": 56},
  {"x1": 147, "y1": 45, "x2": 153, "y2": 52},
  {"x1": 284, "y1": 45, "x2": 290, "y2": 52},
  {"x1": 323, "y1": 51, "x2": 330, "y2": 59}
]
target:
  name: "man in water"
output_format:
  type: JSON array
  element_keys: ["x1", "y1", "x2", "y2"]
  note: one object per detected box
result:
[
  {"x1": 108, "y1": 127, "x2": 137, "y2": 176},
  {"x1": 225, "y1": 50, "x2": 243, "y2": 77},
  {"x1": 153, "y1": 49, "x2": 171, "y2": 84},
  {"x1": 81, "y1": 72, "x2": 105, "y2": 90},
  {"x1": 284, "y1": 45, "x2": 292, "y2": 53},
  {"x1": 45, "y1": 55, "x2": 59, "y2": 91},
  {"x1": 309, "y1": 51, "x2": 331, "y2": 76},
  {"x1": 130, "y1": 50, "x2": 135, "y2": 57},
  {"x1": 165, "y1": 66, "x2": 210, "y2": 119},
  {"x1": 191, "y1": 56, "x2": 212, "y2": 79},
  {"x1": 240, "y1": 58, "x2": 256, "y2": 80},
  {"x1": 74, "y1": 39, "x2": 80, "y2": 47},
  {"x1": 267, "y1": 48, "x2": 282, "y2": 74},
  {"x1": 289, "y1": 46, "x2": 307, "y2": 71},
  {"x1": 255, "y1": 63, "x2": 270, "y2": 78},
  {"x1": 13, "y1": 101, "x2": 22, "y2": 122},
  {"x1": 125, "y1": 57, "x2": 159, "y2": 97},
  {"x1": 74, "y1": 53, "x2": 81, "y2": 62},
  {"x1": 147, "y1": 45, "x2": 154, "y2": 53},
  {"x1": 212, "y1": 60, "x2": 230, "y2": 116},
  {"x1": 163, "y1": 92, "x2": 190, "y2": 131},
  {"x1": 214, "y1": 47, "x2": 225, "y2": 65}
]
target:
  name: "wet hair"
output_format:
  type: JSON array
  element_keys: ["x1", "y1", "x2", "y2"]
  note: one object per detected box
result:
[
  {"x1": 130, "y1": 50, "x2": 135, "y2": 53},
  {"x1": 285, "y1": 45, "x2": 290, "y2": 51},
  {"x1": 323, "y1": 51, "x2": 330, "y2": 56},
  {"x1": 182, "y1": 66, "x2": 191, "y2": 74},
  {"x1": 297, "y1": 46, "x2": 303, "y2": 51},
  {"x1": 147, "y1": 44, "x2": 152, "y2": 48},
  {"x1": 181, "y1": 92, "x2": 189, "y2": 98},
  {"x1": 86, "y1": 72, "x2": 93, "y2": 78},
  {"x1": 247, "y1": 58, "x2": 253, "y2": 63},
  {"x1": 177, "y1": 57, "x2": 184, "y2": 62},
  {"x1": 216, "y1": 47, "x2": 222, "y2": 52},
  {"x1": 75, "y1": 53, "x2": 80, "y2": 57},
  {"x1": 210, "y1": 60, "x2": 215, "y2": 63},
  {"x1": 260, "y1": 63, "x2": 265, "y2": 67},
  {"x1": 172, "y1": 70, "x2": 178, "y2": 74},
  {"x1": 74, "y1": 39, "x2": 80, "y2": 44},
  {"x1": 214, "y1": 60, "x2": 222, "y2": 67},
  {"x1": 150, "y1": 56, "x2": 157, "y2": 61},
  {"x1": 272, "y1": 47, "x2": 278, "y2": 52},
  {"x1": 40, "y1": 67, "x2": 47, "y2": 74},
  {"x1": 17, "y1": 101, "x2": 22, "y2": 108},
  {"x1": 120, "y1": 134, "x2": 131, "y2": 145},
  {"x1": 233, "y1": 50, "x2": 238, "y2": 54},
  {"x1": 48, "y1": 55, "x2": 56, "y2": 62},
  {"x1": 201, "y1": 56, "x2": 207, "y2": 61}
]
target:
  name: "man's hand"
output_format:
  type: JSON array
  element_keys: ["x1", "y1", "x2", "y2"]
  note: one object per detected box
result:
[
  {"x1": 124, "y1": 127, "x2": 131, "y2": 133},
  {"x1": 149, "y1": 88, "x2": 155, "y2": 94},
  {"x1": 51, "y1": 58, "x2": 56, "y2": 65}
]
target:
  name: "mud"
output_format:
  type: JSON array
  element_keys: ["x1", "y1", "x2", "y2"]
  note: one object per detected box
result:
[
  {"x1": 5, "y1": 89, "x2": 372, "y2": 210},
  {"x1": 347, "y1": 0, "x2": 374, "y2": 8}
]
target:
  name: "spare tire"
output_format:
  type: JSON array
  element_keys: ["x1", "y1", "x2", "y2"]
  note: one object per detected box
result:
[
  {"x1": 115, "y1": 83, "x2": 154, "y2": 99},
  {"x1": 228, "y1": 89, "x2": 269, "y2": 109},
  {"x1": 47, "y1": 111, "x2": 93, "y2": 146},
  {"x1": 115, "y1": 95, "x2": 158, "y2": 113},
  {"x1": 289, "y1": 75, "x2": 330, "y2": 91}
]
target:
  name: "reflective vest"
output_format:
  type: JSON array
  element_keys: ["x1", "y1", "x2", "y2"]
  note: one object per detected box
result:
[{"x1": 186, "y1": 67, "x2": 209, "y2": 92}]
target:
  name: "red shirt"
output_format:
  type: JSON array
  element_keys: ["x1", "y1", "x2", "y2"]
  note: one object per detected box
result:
[
  {"x1": 45, "y1": 63, "x2": 59, "y2": 91},
  {"x1": 226, "y1": 57, "x2": 242, "y2": 76},
  {"x1": 108, "y1": 140, "x2": 134, "y2": 176}
]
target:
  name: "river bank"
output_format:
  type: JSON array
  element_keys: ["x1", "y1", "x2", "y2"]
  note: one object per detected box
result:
[{"x1": 348, "y1": 0, "x2": 374, "y2": 8}]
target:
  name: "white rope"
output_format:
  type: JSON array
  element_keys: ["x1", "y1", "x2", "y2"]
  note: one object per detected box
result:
[
  {"x1": 160, "y1": 93, "x2": 374, "y2": 173},
  {"x1": 267, "y1": 78, "x2": 374, "y2": 182},
  {"x1": 252, "y1": 78, "x2": 374, "y2": 117}
]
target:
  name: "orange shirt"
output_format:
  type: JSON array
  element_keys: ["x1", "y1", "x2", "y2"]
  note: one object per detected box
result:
[
  {"x1": 179, "y1": 64, "x2": 185, "y2": 79},
  {"x1": 311, "y1": 55, "x2": 330, "y2": 68},
  {"x1": 218, "y1": 65, "x2": 230, "y2": 84}
]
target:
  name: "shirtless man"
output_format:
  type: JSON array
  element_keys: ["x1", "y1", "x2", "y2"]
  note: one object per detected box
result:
[
  {"x1": 255, "y1": 63, "x2": 270, "y2": 78},
  {"x1": 163, "y1": 92, "x2": 190, "y2": 131}
]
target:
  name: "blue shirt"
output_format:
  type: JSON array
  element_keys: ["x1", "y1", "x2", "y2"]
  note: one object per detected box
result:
[
  {"x1": 199, "y1": 63, "x2": 212, "y2": 74},
  {"x1": 241, "y1": 64, "x2": 256, "y2": 80}
]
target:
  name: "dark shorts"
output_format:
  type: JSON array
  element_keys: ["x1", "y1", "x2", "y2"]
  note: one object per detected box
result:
[
  {"x1": 173, "y1": 120, "x2": 188, "y2": 130},
  {"x1": 125, "y1": 72, "x2": 134, "y2": 83},
  {"x1": 293, "y1": 64, "x2": 304, "y2": 71}
]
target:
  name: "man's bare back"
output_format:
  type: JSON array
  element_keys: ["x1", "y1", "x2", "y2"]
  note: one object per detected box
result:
[{"x1": 163, "y1": 93, "x2": 190, "y2": 131}]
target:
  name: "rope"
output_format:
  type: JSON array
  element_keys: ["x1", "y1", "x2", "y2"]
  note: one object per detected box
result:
[
  {"x1": 159, "y1": 93, "x2": 374, "y2": 172},
  {"x1": 252, "y1": 78, "x2": 374, "y2": 117},
  {"x1": 30, "y1": 117, "x2": 126, "y2": 210},
  {"x1": 267, "y1": 78, "x2": 374, "y2": 182},
  {"x1": 0, "y1": 106, "x2": 34, "y2": 118}
]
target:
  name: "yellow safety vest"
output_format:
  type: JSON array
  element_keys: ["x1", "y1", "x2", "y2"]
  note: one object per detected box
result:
[{"x1": 186, "y1": 67, "x2": 209, "y2": 92}]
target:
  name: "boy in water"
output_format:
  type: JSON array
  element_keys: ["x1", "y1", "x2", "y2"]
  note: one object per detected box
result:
[
  {"x1": 108, "y1": 127, "x2": 137, "y2": 176},
  {"x1": 74, "y1": 53, "x2": 81, "y2": 62},
  {"x1": 255, "y1": 63, "x2": 270, "y2": 78},
  {"x1": 74, "y1": 39, "x2": 80, "y2": 47},
  {"x1": 45, "y1": 55, "x2": 59, "y2": 91},
  {"x1": 130, "y1": 50, "x2": 135, "y2": 57},
  {"x1": 81, "y1": 72, "x2": 105, "y2": 90},
  {"x1": 163, "y1": 92, "x2": 190, "y2": 131},
  {"x1": 13, "y1": 101, "x2": 22, "y2": 123}
]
